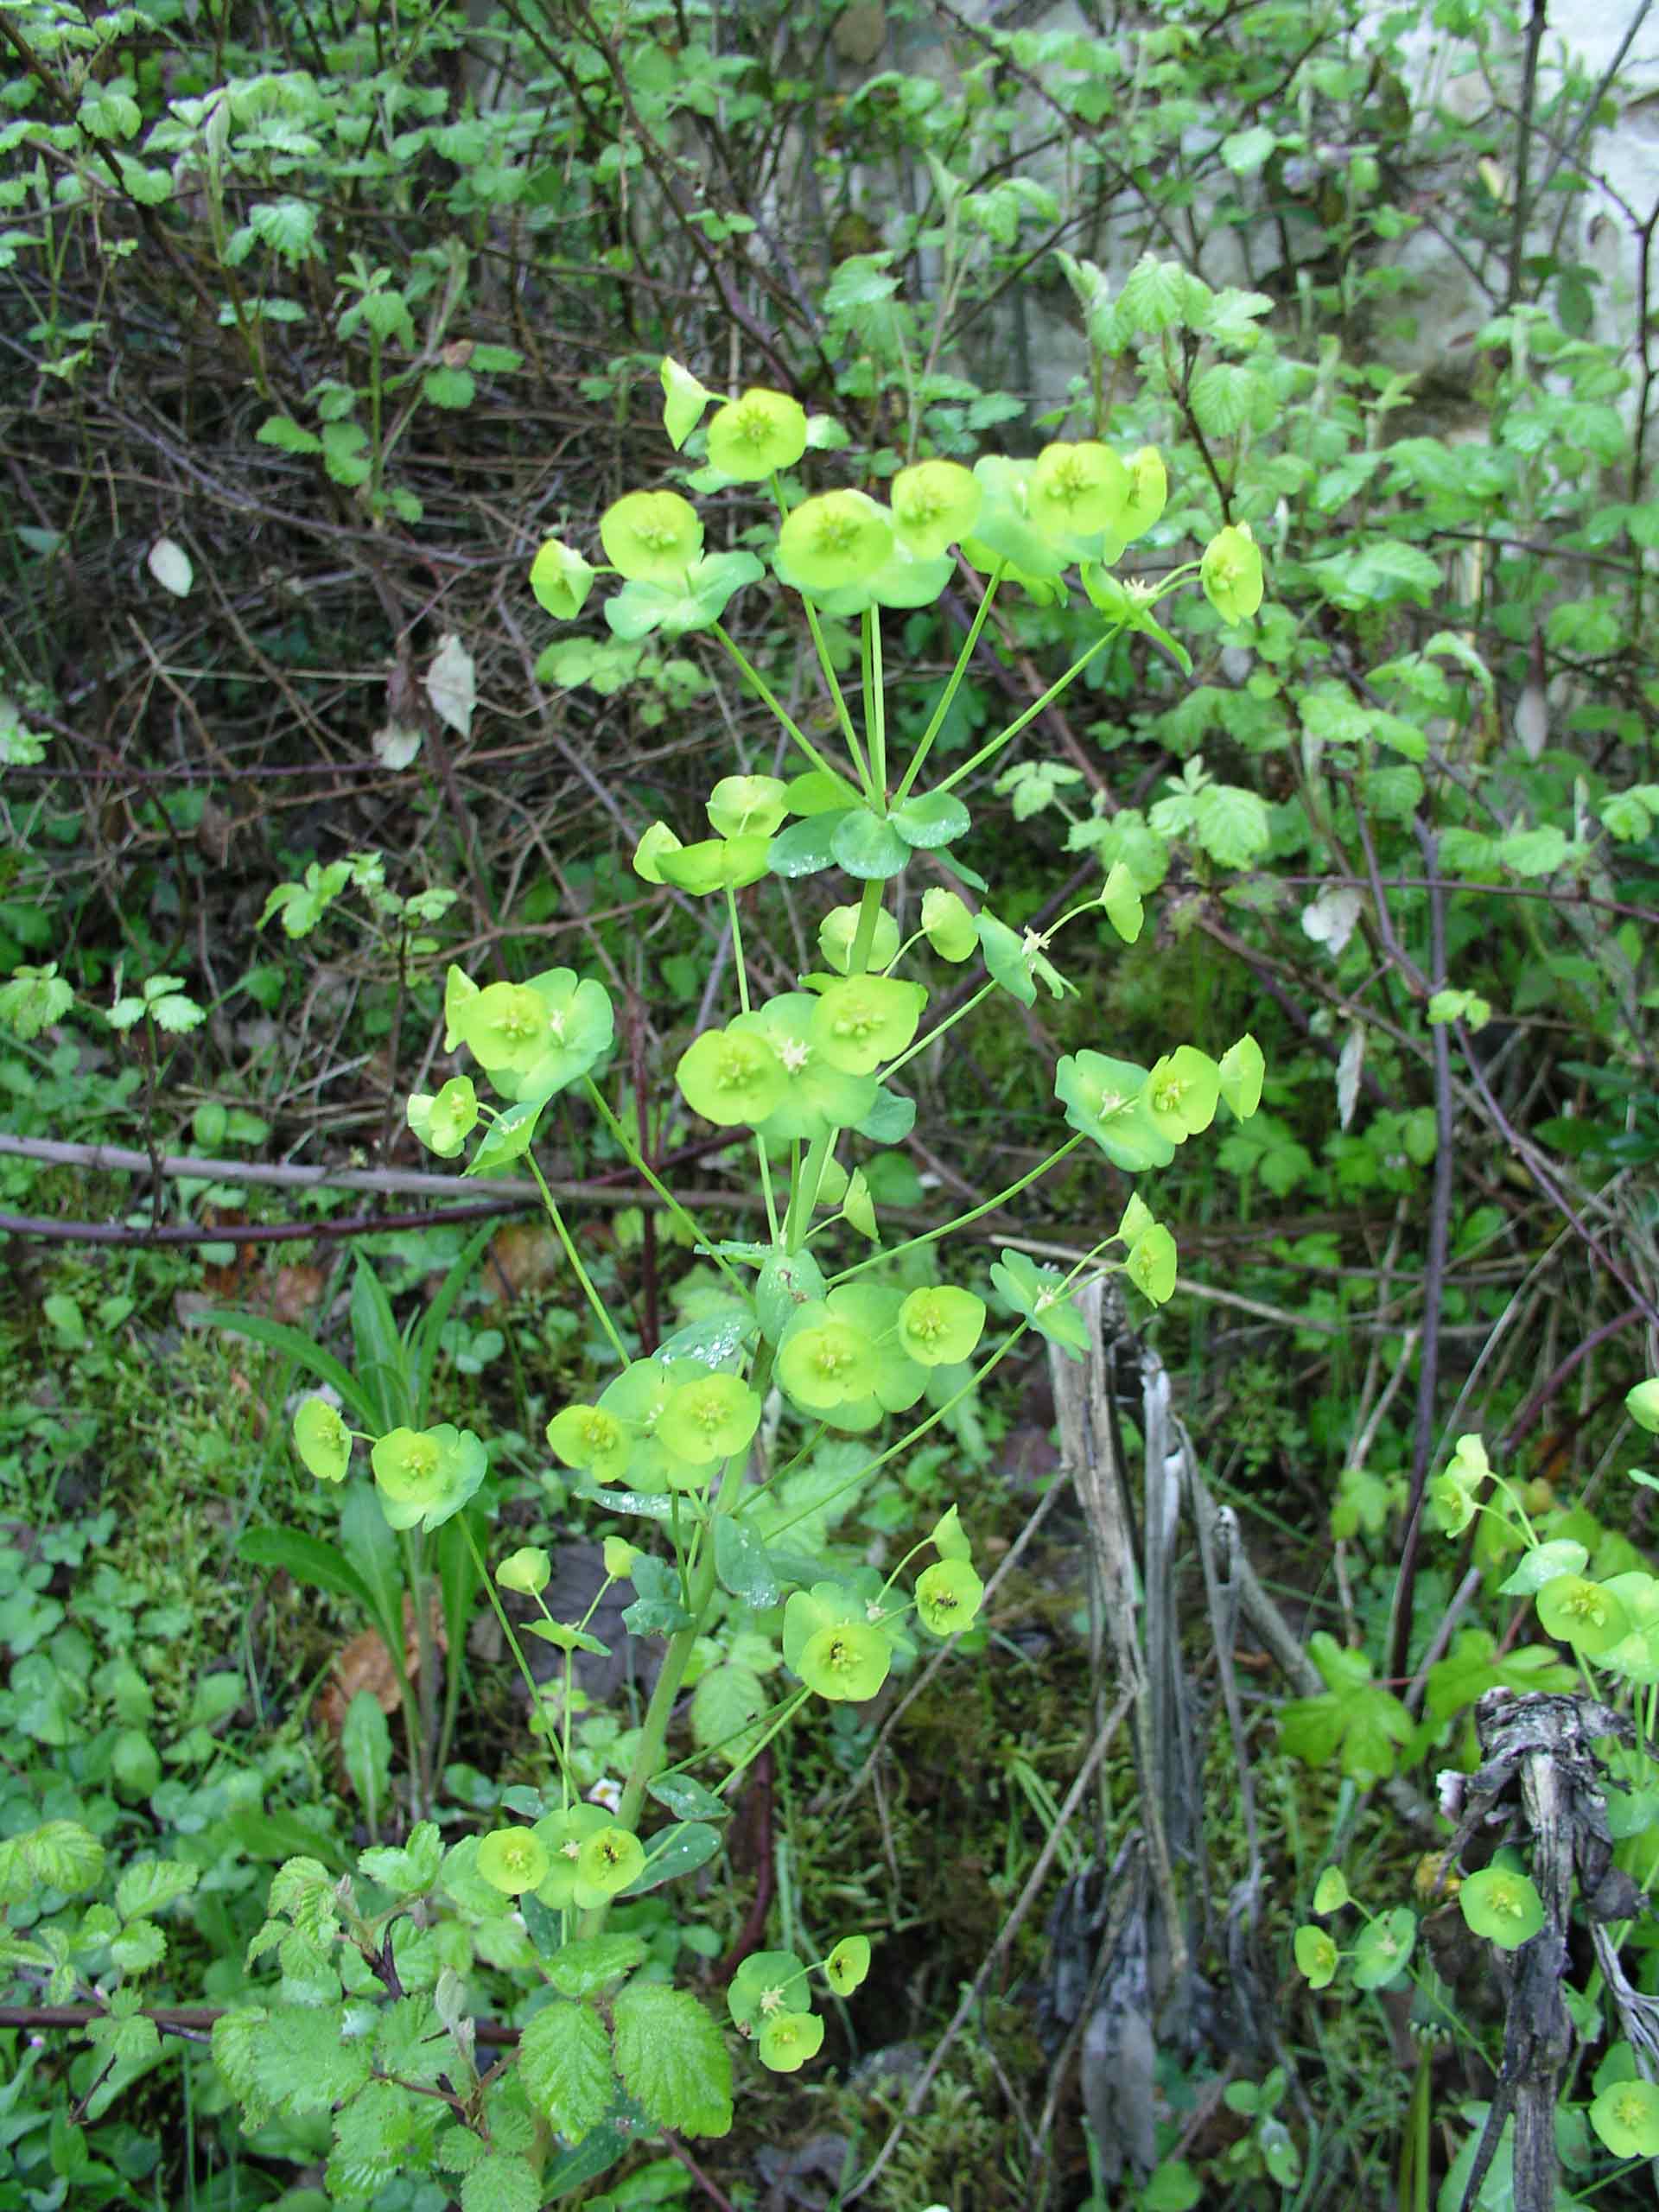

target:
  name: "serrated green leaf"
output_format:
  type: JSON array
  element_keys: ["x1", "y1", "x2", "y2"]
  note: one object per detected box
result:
[
  {"x1": 612, "y1": 1982, "x2": 733, "y2": 2139},
  {"x1": 115, "y1": 1859, "x2": 198, "y2": 1923},
  {"x1": 518, "y1": 1999, "x2": 615, "y2": 2145},
  {"x1": 542, "y1": 1934, "x2": 649, "y2": 1999}
]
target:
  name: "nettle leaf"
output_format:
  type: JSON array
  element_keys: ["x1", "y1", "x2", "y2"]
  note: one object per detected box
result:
[
  {"x1": 611, "y1": 1983, "x2": 733, "y2": 2139},
  {"x1": 1190, "y1": 363, "x2": 1258, "y2": 437},
  {"x1": 248, "y1": 2005, "x2": 373, "y2": 2115},
  {"x1": 115, "y1": 1859, "x2": 198, "y2": 1922},
  {"x1": 542, "y1": 1935, "x2": 648, "y2": 1999},
  {"x1": 461, "y1": 2154, "x2": 540, "y2": 2212},
  {"x1": 1309, "y1": 540, "x2": 1442, "y2": 609},
  {"x1": 518, "y1": 1999, "x2": 615, "y2": 2146},
  {"x1": 1220, "y1": 124, "x2": 1276, "y2": 174}
]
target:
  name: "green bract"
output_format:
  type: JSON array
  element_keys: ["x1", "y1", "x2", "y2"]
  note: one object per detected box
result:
[
  {"x1": 784, "y1": 1584, "x2": 893, "y2": 1702},
  {"x1": 370, "y1": 1423, "x2": 486, "y2": 1533},
  {"x1": 293, "y1": 1396, "x2": 351, "y2": 1484},
  {"x1": 599, "y1": 489, "x2": 702, "y2": 584},
  {"x1": 705, "y1": 387, "x2": 808, "y2": 480},
  {"x1": 1590, "y1": 2076, "x2": 1659, "y2": 2160},
  {"x1": 496, "y1": 1547, "x2": 550, "y2": 1597},
  {"x1": 1121, "y1": 447, "x2": 1167, "y2": 538},
  {"x1": 1627, "y1": 1377, "x2": 1659, "y2": 1433},
  {"x1": 546, "y1": 1403, "x2": 632, "y2": 1485},
  {"x1": 1535, "y1": 1573, "x2": 1630, "y2": 1656},
  {"x1": 728, "y1": 1949, "x2": 809, "y2": 2035},
  {"x1": 657, "y1": 1373, "x2": 761, "y2": 1468},
  {"x1": 890, "y1": 458, "x2": 982, "y2": 559},
  {"x1": 633, "y1": 820, "x2": 683, "y2": 884},
  {"x1": 1029, "y1": 440, "x2": 1130, "y2": 539},
  {"x1": 531, "y1": 1803, "x2": 612, "y2": 1908},
  {"x1": 825, "y1": 1935, "x2": 872, "y2": 1996},
  {"x1": 1102, "y1": 861, "x2": 1144, "y2": 944},
  {"x1": 442, "y1": 963, "x2": 479, "y2": 1051},
  {"x1": 708, "y1": 774, "x2": 788, "y2": 839},
  {"x1": 1200, "y1": 522, "x2": 1264, "y2": 623},
  {"x1": 775, "y1": 1311, "x2": 874, "y2": 1415},
  {"x1": 529, "y1": 536, "x2": 595, "y2": 620},
  {"x1": 810, "y1": 975, "x2": 927, "y2": 1075},
  {"x1": 477, "y1": 1827, "x2": 550, "y2": 1895},
  {"x1": 1294, "y1": 1925, "x2": 1338, "y2": 1989},
  {"x1": 573, "y1": 1825, "x2": 645, "y2": 1907},
  {"x1": 1054, "y1": 1051, "x2": 1176, "y2": 1171},
  {"x1": 1218, "y1": 1033, "x2": 1266, "y2": 1119},
  {"x1": 990, "y1": 1249, "x2": 1090, "y2": 1360},
  {"x1": 914, "y1": 1558, "x2": 984, "y2": 1637},
  {"x1": 1313, "y1": 1866, "x2": 1350, "y2": 1916},
  {"x1": 659, "y1": 356, "x2": 714, "y2": 449},
  {"x1": 1125, "y1": 1224, "x2": 1178, "y2": 1306},
  {"x1": 1458, "y1": 1865, "x2": 1545, "y2": 1950},
  {"x1": 759, "y1": 2012, "x2": 824, "y2": 2072},
  {"x1": 451, "y1": 970, "x2": 613, "y2": 1102},
  {"x1": 734, "y1": 996, "x2": 877, "y2": 1144},
  {"x1": 897, "y1": 1285, "x2": 986, "y2": 1366},
  {"x1": 921, "y1": 887, "x2": 977, "y2": 961},
  {"x1": 677, "y1": 1026, "x2": 788, "y2": 1128},
  {"x1": 817, "y1": 902, "x2": 900, "y2": 976},
  {"x1": 655, "y1": 834, "x2": 773, "y2": 894},
  {"x1": 405, "y1": 1075, "x2": 478, "y2": 1158},
  {"x1": 777, "y1": 490, "x2": 893, "y2": 593},
  {"x1": 1145, "y1": 1047, "x2": 1220, "y2": 1141},
  {"x1": 1349, "y1": 1905, "x2": 1415, "y2": 1990}
]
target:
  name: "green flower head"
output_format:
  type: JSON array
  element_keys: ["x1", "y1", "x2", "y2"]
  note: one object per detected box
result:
[
  {"x1": 1029, "y1": 441, "x2": 1130, "y2": 540},
  {"x1": 1627, "y1": 1377, "x2": 1659, "y2": 1433},
  {"x1": 406, "y1": 1075, "x2": 478, "y2": 1159},
  {"x1": 1054, "y1": 1052, "x2": 1175, "y2": 1171},
  {"x1": 531, "y1": 1802, "x2": 612, "y2": 1908},
  {"x1": 1125, "y1": 1224, "x2": 1178, "y2": 1306},
  {"x1": 817, "y1": 902, "x2": 900, "y2": 976},
  {"x1": 632, "y1": 820, "x2": 684, "y2": 885},
  {"x1": 1218, "y1": 1033, "x2": 1265, "y2": 1119},
  {"x1": 1459, "y1": 1864, "x2": 1545, "y2": 1951},
  {"x1": 798, "y1": 1617, "x2": 891, "y2": 1702},
  {"x1": 1145, "y1": 1047, "x2": 1220, "y2": 1141},
  {"x1": 600, "y1": 489, "x2": 703, "y2": 585},
  {"x1": 1535, "y1": 1573, "x2": 1630, "y2": 1657},
  {"x1": 810, "y1": 975, "x2": 927, "y2": 1075},
  {"x1": 759, "y1": 2010, "x2": 825, "y2": 2073},
  {"x1": 1294, "y1": 1924, "x2": 1339, "y2": 1989},
  {"x1": 914, "y1": 1558, "x2": 984, "y2": 1637},
  {"x1": 708, "y1": 774, "x2": 789, "y2": 839},
  {"x1": 545, "y1": 1403, "x2": 632, "y2": 1485},
  {"x1": 293, "y1": 1396, "x2": 351, "y2": 1484},
  {"x1": 897, "y1": 1285, "x2": 986, "y2": 1367},
  {"x1": 529, "y1": 536, "x2": 596, "y2": 620},
  {"x1": 495, "y1": 1547, "x2": 551, "y2": 1597},
  {"x1": 728, "y1": 1949, "x2": 809, "y2": 2035},
  {"x1": 452, "y1": 970, "x2": 613, "y2": 1101},
  {"x1": 1121, "y1": 447, "x2": 1167, "y2": 539},
  {"x1": 657, "y1": 1372, "x2": 761, "y2": 1468},
  {"x1": 477, "y1": 1826, "x2": 551, "y2": 1895},
  {"x1": 705, "y1": 387, "x2": 808, "y2": 480},
  {"x1": 1590, "y1": 2075, "x2": 1659, "y2": 2161},
  {"x1": 990, "y1": 1248, "x2": 1090, "y2": 1362},
  {"x1": 572, "y1": 1823, "x2": 645, "y2": 1907},
  {"x1": 921, "y1": 887, "x2": 977, "y2": 962},
  {"x1": 777, "y1": 490, "x2": 894, "y2": 594},
  {"x1": 890, "y1": 459, "x2": 982, "y2": 560},
  {"x1": 654, "y1": 833, "x2": 774, "y2": 894},
  {"x1": 677, "y1": 1025, "x2": 788, "y2": 1128},
  {"x1": 825, "y1": 1934, "x2": 872, "y2": 1997},
  {"x1": 1200, "y1": 522, "x2": 1264, "y2": 624},
  {"x1": 370, "y1": 1423, "x2": 486, "y2": 1532},
  {"x1": 777, "y1": 1311, "x2": 874, "y2": 1414}
]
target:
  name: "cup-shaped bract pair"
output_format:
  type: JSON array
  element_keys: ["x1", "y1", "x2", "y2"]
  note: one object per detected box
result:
[
  {"x1": 529, "y1": 1802, "x2": 645, "y2": 1910},
  {"x1": 777, "y1": 1287, "x2": 931, "y2": 1428},
  {"x1": 1054, "y1": 1052, "x2": 1176, "y2": 1172},
  {"x1": 784, "y1": 1582, "x2": 893, "y2": 1702},
  {"x1": 406, "y1": 1074, "x2": 478, "y2": 1159},
  {"x1": 294, "y1": 1396, "x2": 352, "y2": 1483},
  {"x1": 447, "y1": 968, "x2": 613, "y2": 1105},
  {"x1": 1200, "y1": 522, "x2": 1264, "y2": 623},
  {"x1": 370, "y1": 1422, "x2": 487, "y2": 1532}
]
